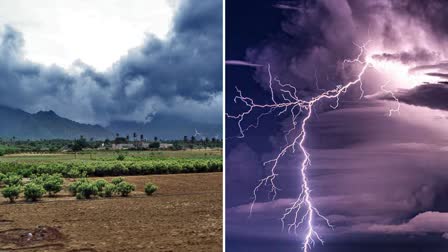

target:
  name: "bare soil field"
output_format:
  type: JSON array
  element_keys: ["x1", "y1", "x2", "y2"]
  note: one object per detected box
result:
[{"x1": 0, "y1": 173, "x2": 222, "y2": 251}]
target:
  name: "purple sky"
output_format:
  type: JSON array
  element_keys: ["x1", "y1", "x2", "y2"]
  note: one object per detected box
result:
[{"x1": 226, "y1": 0, "x2": 448, "y2": 250}]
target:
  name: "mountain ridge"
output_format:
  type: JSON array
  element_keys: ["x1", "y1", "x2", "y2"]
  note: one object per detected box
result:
[
  {"x1": 0, "y1": 105, "x2": 112, "y2": 140},
  {"x1": 0, "y1": 105, "x2": 222, "y2": 140}
]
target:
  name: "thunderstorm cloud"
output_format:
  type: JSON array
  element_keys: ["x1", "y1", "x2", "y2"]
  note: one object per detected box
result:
[
  {"x1": 381, "y1": 84, "x2": 448, "y2": 111},
  {"x1": 226, "y1": 0, "x2": 448, "y2": 247},
  {"x1": 0, "y1": 0, "x2": 222, "y2": 126}
]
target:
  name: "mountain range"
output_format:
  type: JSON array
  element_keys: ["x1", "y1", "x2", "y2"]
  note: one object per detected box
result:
[{"x1": 0, "y1": 105, "x2": 221, "y2": 140}]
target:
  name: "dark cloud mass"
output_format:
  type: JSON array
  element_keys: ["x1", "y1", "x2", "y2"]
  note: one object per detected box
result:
[
  {"x1": 226, "y1": 0, "x2": 448, "y2": 248},
  {"x1": 426, "y1": 72, "x2": 448, "y2": 79},
  {"x1": 382, "y1": 84, "x2": 448, "y2": 111},
  {"x1": 241, "y1": 0, "x2": 448, "y2": 103},
  {"x1": 371, "y1": 48, "x2": 439, "y2": 65},
  {"x1": 0, "y1": 0, "x2": 222, "y2": 126}
]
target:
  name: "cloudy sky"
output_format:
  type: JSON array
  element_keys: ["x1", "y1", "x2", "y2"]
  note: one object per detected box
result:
[
  {"x1": 226, "y1": 0, "x2": 448, "y2": 251},
  {"x1": 0, "y1": 0, "x2": 222, "y2": 126}
]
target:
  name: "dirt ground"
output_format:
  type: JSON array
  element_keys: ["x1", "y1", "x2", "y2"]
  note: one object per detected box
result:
[{"x1": 0, "y1": 173, "x2": 222, "y2": 251}]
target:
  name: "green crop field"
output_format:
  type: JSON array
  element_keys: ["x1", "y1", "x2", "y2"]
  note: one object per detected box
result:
[{"x1": 0, "y1": 149, "x2": 222, "y2": 177}]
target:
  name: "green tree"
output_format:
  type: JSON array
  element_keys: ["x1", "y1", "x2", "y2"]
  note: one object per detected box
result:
[
  {"x1": 41, "y1": 174, "x2": 64, "y2": 196},
  {"x1": 72, "y1": 138, "x2": 88, "y2": 152},
  {"x1": 24, "y1": 183, "x2": 45, "y2": 201},
  {"x1": 2, "y1": 185, "x2": 21, "y2": 203}
]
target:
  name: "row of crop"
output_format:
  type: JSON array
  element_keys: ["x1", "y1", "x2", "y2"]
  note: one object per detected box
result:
[
  {"x1": 0, "y1": 173, "x2": 158, "y2": 203},
  {"x1": 0, "y1": 159, "x2": 222, "y2": 178}
]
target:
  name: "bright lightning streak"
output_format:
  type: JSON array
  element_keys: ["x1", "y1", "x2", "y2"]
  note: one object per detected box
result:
[
  {"x1": 227, "y1": 42, "x2": 402, "y2": 251},
  {"x1": 380, "y1": 84, "x2": 401, "y2": 117}
]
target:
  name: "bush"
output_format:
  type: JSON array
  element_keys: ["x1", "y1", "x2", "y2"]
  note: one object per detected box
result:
[
  {"x1": 144, "y1": 182, "x2": 158, "y2": 196},
  {"x1": 75, "y1": 181, "x2": 98, "y2": 199},
  {"x1": 1, "y1": 185, "x2": 21, "y2": 203},
  {"x1": 111, "y1": 177, "x2": 124, "y2": 185},
  {"x1": 95, "y1": 179, "x2": 107, "y2": 192},
  {"x1": 66, "y1": 168, "x2": 81, "y2": 178},
  {"x1": 115, "y1": 181, "x2": 135, "y2": 197},
  {"x1": 104, "y1": 183, "x2": 116, "y2": 197},
  {"x1": 24, "y1": 183, "x2": 45, "y2": 201},
  {"x1": 116, "y1": 154, "x2": 126, "y2": 161},
  {"x1": 40, "y1": 174, "x2": 64, "y2": 196},
  {"x1": 2, "y1": 174, "x2": 23, "y2": 186},
  {"x1": 68, "y1": 178, "x2": 88, "y2": 196},
  {"x1": 0, "y1": 158, "x2": 223, "y2": 178}
]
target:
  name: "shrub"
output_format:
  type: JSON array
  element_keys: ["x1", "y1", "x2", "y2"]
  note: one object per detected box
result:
[
  {"x1": 2, "y1": 174, "x2": 23, "y2": 186},
  {"x1": 66, "y1": 168, "x2": 81, "y2": 178},
  {"x1": 144, "y1": 182, "x2": 158, "y2": 196},
  {"x1": 116, "y1": 154, "x2": 126, "y2": 161},
  {"x1": 68, "y1": 178, "x2": 88, "y2": 196},
  {"x1": 95, "y1": 179, "x2": 107, "y2": 192},
  {"x1": 0, "y1": 158, "x2": 223, "y2": 178},
  {"x1": 24, "y1": 183, "x2": 45, "y2": 201},
  {"x1": 76, "y1": 181, "x2": 98, "y2": 199},
  {"x1": 1, "y1": 185, "x2": 21, "y2": 203},
  {"x1": 111, "y1": 177, "x2": 124, "y2": 185},
  {"x1": 115, "y1": 181, "x2": 135, "y2": 197},
  {"x1": 42, "y1": 174, "x2": 64, "y2": 196},
  {"x1": 104, "y1": 183, "x2": 116, "y2": 197}
]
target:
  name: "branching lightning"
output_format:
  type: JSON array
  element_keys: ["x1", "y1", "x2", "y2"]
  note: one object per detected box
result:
[
  {"x1": 227, "y1": 43, "x2": 401, "y2": 251},
  {"x1": 380, "y1": 84, "x2": 401, "y2": 117}
]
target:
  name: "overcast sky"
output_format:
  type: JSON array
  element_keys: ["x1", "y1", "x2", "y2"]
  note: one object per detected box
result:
[
  {"x1": 0, "y1": 0, "x2": 175, "y2": 71},
  {"x1": 0, "y1": 0, "x2": 222, "y2": 126}
]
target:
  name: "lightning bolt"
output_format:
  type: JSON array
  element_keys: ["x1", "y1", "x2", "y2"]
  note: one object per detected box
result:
[
  {"x1": 227, "y1": 42, "x2": 401, "y2": 251},
  {"x1": 380, "y1": 84, "x2": 400, "y2": 117}
]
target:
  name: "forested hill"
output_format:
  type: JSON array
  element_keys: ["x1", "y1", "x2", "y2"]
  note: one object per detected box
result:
[{"x1": 0, "y1": 105, "x2": 111, "y2": 140}]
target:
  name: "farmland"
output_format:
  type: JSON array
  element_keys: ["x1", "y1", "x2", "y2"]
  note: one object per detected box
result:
[
  {"x1": 0, "y1": 149, "x2": 223, "y2": 251},
  {"x1": 0, "y1": 149, "x2": 222, "y2": 177},
  {"x1": 0, "y1": 173, "x2": 222, "y2": 251}
]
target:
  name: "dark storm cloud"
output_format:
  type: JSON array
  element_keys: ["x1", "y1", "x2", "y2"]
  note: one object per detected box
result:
[
  {"x1": 227, "y1": 102, "x2": 448, "y2": 241},
  {"x1": 241, "y1": 0, "x2": 448, "y2": 100},
  {"x1": 390, "y1": 0, "x2": 448, "y2": 38},
  {"x1": 381, "y1": 84, "x2": 448, "y2": 111},
  {"x1": 227, "y1": 0, "x2": 448, "y2": 246},
  {"x1": 426, "y1": 72, "x2": 448, "y2": 79},
  {"x1": 371, "y1": 48, "x2": 439, "y2": 65},
  {"x1": 0, "y1": 0, "x2": 222, "y2": 125}
]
